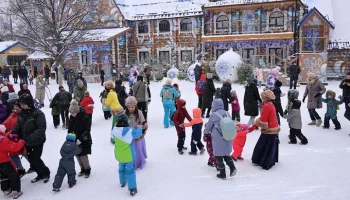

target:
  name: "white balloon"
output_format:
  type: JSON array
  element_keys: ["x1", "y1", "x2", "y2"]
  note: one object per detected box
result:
[{"x1": 215, "y1": 48, "x2": 242, "y2": 82}]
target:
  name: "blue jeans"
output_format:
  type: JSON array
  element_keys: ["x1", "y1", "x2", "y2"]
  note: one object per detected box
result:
[
  {"x1": 163, "y1": 103, "x2": 175, "y2": 128},
  {"x1": 119, "y1": 162, "x2": 136, "y2": 190},
  {"x1": 308, "y1": 109, "x2": 321, "y2": 121},
  {"x1": 10, "y1": 154, "x2": 29, "y2": 170}
]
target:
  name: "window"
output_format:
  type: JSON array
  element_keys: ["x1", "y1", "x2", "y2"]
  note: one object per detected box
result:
[
  {"x1": 243, "y1": 48, "x2": 255, "y2": 64},
  {"x1": 139, "y1": 51, "x2": 150, "y2": 63},
  {"x1": 81, "y1": 50, "x2": 88, "y2": 66},
  {"x1": 180, "y1": 50, "x2": 192, "y2": 62},
  {"x1": 159, "y1": 20, "x2": 170, "y2": 32},
  {"x1": 7, "y1": 55, "x2": 27, "y2": 66},
  {"x1": 269, "y1": 48, "x2": 283, "y2": 65},
  {"x1": 216, "y1": 49, "x2": 227, "y2": 60},
  {"x1": 159, "y1": 51, "x2": 170, "y2": 63},
  {"x1": 216, "y1": 15, "x2": 229, "y2": 30},
  {"x1": 180, "y1": 18, "x2": 192, "y2": 31},
  {"x1": 269, "y1": 11, "x2": 284, "y2": 27},
  {"x1": 138, "y1": 22, "x2": 148, "y2": 34}
]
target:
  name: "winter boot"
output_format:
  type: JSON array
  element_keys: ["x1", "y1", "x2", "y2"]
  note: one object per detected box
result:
[
  {"x1": 178, "y1": 150, "x2": 184, "y2": 155},
  {"x1": 69, "y1": 181, "x2": 76, "y2": 188},
  {"x1": 216, "y1": 168, "x2": 226, "y2": 180},
  {"x1": 31, "y1": 176, "x2": 43, "y2": 183},
  {"x1": 188, "y1": 152, "x2": 197, "y2": 156},
  {"x1": 43, "y1": 175, "x2": 50, "y2": 183},
  {"x1": 182, "y1": 147, "x2": 187, "y2": 151},
  {"x1": 84, "y1": 168, "x2": 91, "y2": 178},
  {"x1": 229, "y1": 167, "x2": 237, "y2": 177},
  {"x1": 78, "y1": 169, "x2": 85, "y2": 177},
  {"x1": 3, "y1": 189, "x2": 11, "y2": 196},
  {"x1": 52, "y1": 188, "x2": 60, "y2": 192},
  {"x1": 121, "y1": 184, "x2": 126, "y2": 188},
  {"x1": 207, "y1": 162, "x2": 215, "y2": 167},
  {"x1": 237, "y1": 157, "x2": 244, "y2": 160},
  {"x1": 200, "y1": 148, "x2": 205, "y2": 155},
  {"x1": 130, "y1": 189, "x2": 138, "y2": 196},
  {"x1": 232, "y1": 155, "x2": 237, "y2": 161},
  {"x1": 12, "y1": 191, "x2": 23, "y2": 199},
  {"x1": 316, "y1": 119, "x2": 322, "y2": 127},
  {"x1": 206, "y1": 114, "x2": 210, "y2": 118},
  {"x1": 17, "y1": 169, "x2": 26, "y2": 178},
  {"x1": 308, "y1": 120, "x2": 316, "y2": 125}
]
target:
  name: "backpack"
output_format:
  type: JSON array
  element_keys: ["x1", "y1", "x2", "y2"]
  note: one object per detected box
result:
[
  {"x1": 162, "y1": 88, "x2": 172, "y2": 100},
  {"x1": 213, "y1": 111, "x2": 236, "y2": 141},
  {"x1": 197, "y1": 80, "x2": 205, "y2": 92}
]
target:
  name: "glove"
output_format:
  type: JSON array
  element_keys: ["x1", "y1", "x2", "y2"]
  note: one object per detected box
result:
[
  {"x1": 302, "y1": 96, "x2": 306, "y2": 103},
  {"x1": 76, "y1": 139, "x2": 81, "y2": 145},
  {"x1": 8, "y1": 134, "x2": 19, "y2": 142},
  {"x1": 314, "y1": 93, "x2": 322, "y2": 98}
]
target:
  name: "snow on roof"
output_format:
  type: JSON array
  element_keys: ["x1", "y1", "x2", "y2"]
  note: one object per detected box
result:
[
  {"x1": 0, "y1": 41, "x2": 19, "y2": 53},
  {"x1": 27, "y1": 51, "x2": 52, "y2": 60},
  {"x1": 63, "y1": 27, "x2": 130, "y2": 42},
  {"x1": 116, "y1": 1, "x2": 203, "y2": 20},
  {"x1": 204, "y1": 0, "x2": 289, "y2": 8}
]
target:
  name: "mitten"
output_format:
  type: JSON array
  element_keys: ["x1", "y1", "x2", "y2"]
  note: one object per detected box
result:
[
  {"x1": 248, "y1": 125, "x2": 258, "y2": 133},
  {"x1": 8, "y1": 134, "x2": 19, "y2": 142},
  {"x1": 314, "y1": 93, "x2": 321, "y2": 98}
]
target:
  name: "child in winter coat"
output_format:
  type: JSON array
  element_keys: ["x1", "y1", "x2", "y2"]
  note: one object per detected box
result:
[
  {"x1": 0, "y1": 128, "x2": 25, "y2": 199},
  {"x1": 80, "y1": 91, "x2": 94, "y2": 123},
  {"x1": 0, "y1": 97, "x2": 7, "y2": 124},
  {"x1": 99, "y1": 90, "x2": 111, "y2": 120},
  {"x1": 49, "y1": 96, "x2": 60, "y2": 128},
  {"x1": 111, "y1": 114, "x2": 142, "y2": 196},
  {"x1": 265, "y1": 68, "x2": 279, "y2": 89},
  {"x1": 231, "y1": 124, "x2": 257, "y2": 161},
  {"x1": 184, "y1": 108, "x2": 205, "y2": 155},
  {"x1": 230, "y1": 90, "x2": 240, "y2": 122},
  {"x1": 28, "y1": 70, "x2": 33, "y2": 85},
  {"x1": 173, "y1": 99, "x2": 192, "y2": 155},
  {"x1": 53, "y1": 134, "x2": 81, "y2": 192},
  {"x1": 283, "y1": 89, "x2": 308, "y2": 144},
  {"x1": 319, "y1": 90, "x2": 343, "y2": 130},
  {"x1": 255, "y1": 67, "x2": 264, "y2": 87}
]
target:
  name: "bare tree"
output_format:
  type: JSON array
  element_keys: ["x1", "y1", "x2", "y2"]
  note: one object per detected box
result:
[{"x1": 6, "y1": 0, "x2": 97, "y2": 85}]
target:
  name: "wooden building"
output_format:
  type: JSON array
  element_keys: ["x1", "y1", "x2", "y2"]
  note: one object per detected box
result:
[{"x1": 0, "y1": 41, "x2": 33, "y2": 68}]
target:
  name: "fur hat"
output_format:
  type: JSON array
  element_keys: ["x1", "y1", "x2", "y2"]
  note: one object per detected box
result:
[
  {"x1": 116, "y1": 113, "x2": 129, "y2": 127},
  {"x1": 125, "y1": 96, "x2": 137, "y2": 107},
  {"x1": 0, "y1": 125, "x2": 6, "y2": 133},
  {"x1": 206, "y1": 73, "x2": 213, "y2": 79},
  {"x1": 326, "y1": 90, "x2": 336, "y2": 98},
  {"x1": 165, "y1": 79, "x2": 172, "y2": 85},
  {"x1": 69, "y1": 99, "x2": 80, "y2": 114},
  {"x1": 261, "y1": 90, "x2": 275, "y2": 102},
  {"x1": 288, "y1": 89, "x2": 299, "y2": 100},
  {"x1": 66, "y1": 133, "x2": 76, "y2": 142},
  {"x1": 308, "y1": 73, "x2": 316, "y2": 79},
  {"x1": 19, "y1": 94, "x2": 34, "y2": 108},
  {"x1": 104, "y1": 80, "x2": 114, "y2": 90},
  {"x1": 76, "y1": 79, "x2": 84, "y2": 88},
  {"x1": 84, "y1": 91, "x2": 90, "y2": 97},
  {"x1": 1, "y1": 86, "x2": 8, "y2": 93}
]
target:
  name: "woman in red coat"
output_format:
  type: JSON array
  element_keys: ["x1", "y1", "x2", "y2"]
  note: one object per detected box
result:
[
  {"x1": 252, "y1": 90, "x2": 280, "y2": 170},
  {"x1": 2, "y1": 104, "x2": 20, "y2": 134}
]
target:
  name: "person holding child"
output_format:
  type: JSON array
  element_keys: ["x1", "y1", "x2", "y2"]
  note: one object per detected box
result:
[{"x1": 173, "y1": 99, "x2": 192, "y2": 155}]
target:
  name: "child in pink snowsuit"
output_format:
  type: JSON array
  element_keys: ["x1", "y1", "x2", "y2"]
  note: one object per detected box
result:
[
  {"x1": 203, "y1": 123, "x2": 216, "y2": 168},
  {"x1": 231, "y1": 124, "x2": 257, "y2": 161}
]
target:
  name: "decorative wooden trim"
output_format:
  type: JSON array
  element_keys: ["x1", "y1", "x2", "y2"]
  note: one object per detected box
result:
[
  {"x1": 203, "y1": 0, "x2": 295, "y2": 11},
  {"x1": 177, "y1": 47, "x2": 194, "y2": 63},
  {"x1": 136, "y1": 21, "x2": 151, "y2": 37},
  {"x1": 201, "y1": 32, "x2": 294, "y2": 42},
  {"x1": 137, "y1": 48, "x2": 151, "y2": 63}
]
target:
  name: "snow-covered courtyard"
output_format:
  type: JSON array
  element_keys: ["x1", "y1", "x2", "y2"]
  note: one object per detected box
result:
[{"x1": 13, "y1": 80, "x2": 350, "y2": 200}]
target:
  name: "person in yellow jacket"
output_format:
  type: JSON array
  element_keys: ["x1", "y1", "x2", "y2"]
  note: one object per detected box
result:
[{"x1": 102, "y1": 81, "x2": 124, "y2": 135}]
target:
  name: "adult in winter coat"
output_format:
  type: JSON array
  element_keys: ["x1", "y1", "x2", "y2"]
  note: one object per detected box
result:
[
  {"x1": 19, "y1": 66, "x2": 28, "y2": 84},
  {"x1": 203, "y1": 99, "x2": 236, "y2": 179},
  {"x1": 302, "y1": 73, "x2": 326, "y2": 126},
  {"x1": 67, "y1": 100, "x2": 92, "y2": 178},
  {"x1": 272, "y1": 80, "x2": 284, "y2": 125},
  {"x1": 73, "y1": 79, "x2": 86, "y2": 102},
  {"x1": 220, "y1": 79, "x2": 233, "y2": 111},
  {"x1": 44, "y1": 65, "x2": 50, "y2": 84},
  {"x1": 144, "y1": 63, "x2": 152, "y2": 85},
  {"x1": 115, "y1": 78, "x2": 127, "y2": 110},
  {"x1": 103, "y1": 81, "x2": 123, "y2": 130},
  {"x1": 195, "y1": 74, "x2": 206, "y2": 109},
  {"x1": 100, "y1": 67, "x2": 105, "y2": 86},
  {"x1": 252, "y1": 90, "x2": 280, "y2": 170},
  {"x1": 67, "y1": 69, "x2": 76, "y2": 94},
  {"x1": 11, "y1": 94, "x2": 51, "y2": 183},
  {"x1": 52, "y1": 86, "x2": 72, "y2": 129},
  {"x1": 160, "y1": 79, "x2": 180, "y2": 128},
  {"x1": 194, "y1": 64, "x2": 202, "y2": 83},
  {"x1": 0, "y1": 97, "x2": 7, "y2": 124},
  {"x1": 287, "y1": 62, "x2": 301, "y2": 89},
  {"x1": 12, "y1": 66, "x2": 18, "y2": 84},
  {"x1": 33, "y1": 66, "x2": 38, "y2": 78},
  {"x1": 52, "y1": 134, "x2": 81, "y2": 191},
  {"x1": 74, "y1": 71, "x2": 87, "y2": 89},
  {"x1": 133, "y1": 75, "x2": 151, "y2": 120},
  {"x1": 17, "y1": 83, "x2": 32, "y2": 99},
  {"x1": 202, "y1": 73, "x2": 216, "y2": 118},
  {"x1": 339, "y1": 72, "x2": 350, "y2": 122},
  {"x1": 2, "y1": 65, "x2": 11, "y2": 80},
  {"x1": 35, "y1": 75, "x2": 47, "y2": 107},
  {"x1": 244, "y1": 79, "x2": 262, "y2": 126}
]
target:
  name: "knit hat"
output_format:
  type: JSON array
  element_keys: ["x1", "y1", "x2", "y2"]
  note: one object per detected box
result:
[
  {"x1": 137, "y1": 75, "x2": 143, "y2": 82},
  {"x1": 0, "y1": 125, "x2": 6, "y2": 133},
  {"x1": 261, "y1": 90, "x2": 275, "y2": 102},
  {"x1": 173, "y1": 83, "x2": 179, "y2": 88},
  {"x1": 84, "y1": 91, "x2": 90, "y2": 97},
  {"x1": 308, "y1": 73, "x2": 316, "y2": 79},
  {"x1": 165, "y1": 79, "x2": 172, "y2": 85},
  {"x1": 206, "y1": 73, "x2": 213, "y2": 79},
  {"x1": 225, "y1": 78, "x2": 232, "y2": 84},
  {"x1": 116, "y1": 113, "x2": 129, "y2": 127},
  {"x1": 125, "y1": 96, "x2": 137, "y2": 107},
  {"x1": 66, "y1": 133, "x2": 76, "y2": 142},
  {"x1": 76, "y1": 79, "x2": 84, "y2": 88},
  {"x1": 104, "y1": 80, "x2": 114, "y2": 90},
  {"x1": 19, "y1": 94, "x2": 34, "y2": 108},
  {"x1": 69, "y1": 99, "x2": 80, "y2": 114},
  {"x1": 239, "y1": 124, "x2": 248, "y2": 131},
  {"x1": 1, "y1": 86, "x2": 8, "y2": 93}
]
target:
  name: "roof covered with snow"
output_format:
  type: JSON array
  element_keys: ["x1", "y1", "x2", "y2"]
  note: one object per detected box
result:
[
  {"x1": 116, "y1": 1, "x2": 203, "y2": 20},
  {"x1": 0, "y1": 41, "x2": 29, "y2": 54},
  {"x1": 27, "y1": 51, "x2": 52, "y2": 60},
  {"x1": 204, "y1": 0, "x2": 289, "y2": 8},
  {"x1": 63, "y1": 27, "x2": 130, "y2": 42}
]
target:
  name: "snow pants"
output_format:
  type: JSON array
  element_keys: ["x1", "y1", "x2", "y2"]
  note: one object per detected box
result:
[
  {"x1": 289, "y1": 128, "x2": 308, "y2": 144},
  {"x1": 205, "y1": 135, "x2": 217, "y2": 167},
  {"x1": 53, "y1": 158, "x2": 77, "y2": 189},
  {"x1": 26, "y1": 144, "x2": 50, "y2": 178},
  {"x1": 0, "y1": 162, "x2": 21, "y2": 192},
  {"x1": 190, "y1": 131, "x2": 204, "y2": 153},
  {"x1": 163, "y1": 102, "x2": 175, "y2": 128},
  {"x1": 324, "y1": 116, "x2": 341, "y2": 129},
  {"x1": 119, "y1": 161, "x2": 137, "y2": 190},
  {"x1": 177, "y1": 132, "x2": 186, "y2": 152},
  {"x1": 10, "y1": 154, "x2": 29, "y2": 170}
]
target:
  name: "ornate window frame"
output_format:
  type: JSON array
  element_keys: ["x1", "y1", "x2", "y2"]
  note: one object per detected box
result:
[
  {"x1": 157, "y1": 47, "x2": 171, "y2": 64},
  {"x1": 177, "y1": 47, "x2": 194, "y2": 63},
  {"x1": 266, "y1": 8, "x2": 286, "y2": 32},
  {"x1": 158, "y1": 19, "x2": 172, "y2": 35},
  {"x1": 179, "y1": 18, "x2": 193, "y2": 33},
  {"x1": 137, "y1": 21, "x2": 151, "y2": 36},
  {"x1": 214, "y1": 12, "x2": 231, "y2": 35},
  {"x1": 137, "y1": 48, "x2": 151, "y2": 64}
]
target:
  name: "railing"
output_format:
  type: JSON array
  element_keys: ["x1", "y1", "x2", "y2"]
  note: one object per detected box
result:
[{"x1": 300, "y1": 37, "x2": 328, "y2": 53}]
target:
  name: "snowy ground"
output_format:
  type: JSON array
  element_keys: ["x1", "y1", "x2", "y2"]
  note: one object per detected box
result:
[{"x1": 11, "y1": 79, "x2": 350, "y2": 200}]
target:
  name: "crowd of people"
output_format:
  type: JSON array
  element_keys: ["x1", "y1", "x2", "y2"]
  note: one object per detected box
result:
[{"x1": 0, "y1": 62, "x2": 350, "y2": 199}]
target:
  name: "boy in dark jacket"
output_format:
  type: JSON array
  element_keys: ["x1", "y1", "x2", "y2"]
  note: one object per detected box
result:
[
  {"x1": 49, "y1": 96, "x2": 60, "y2": 129},
  {"x1": 173, "y1": 99, "x2": 192, "y2": 155},
  {"x1": 184, "y1": 108, "x2": 205, "y2": 155},
  {"x1": 220, "y1": 79, "x2": 233, "y2": 111},
  {"x1": 53, "y1": 133, "x2": 81, "y2": 192}
]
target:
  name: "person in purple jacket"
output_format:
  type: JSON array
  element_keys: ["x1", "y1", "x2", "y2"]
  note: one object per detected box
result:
[
  {"x1": 0, "y1": 96, "x2": 8, "y2": 123},
  {"x1": 203, "y1": 99, "x2": 236, "y2": 180}
]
